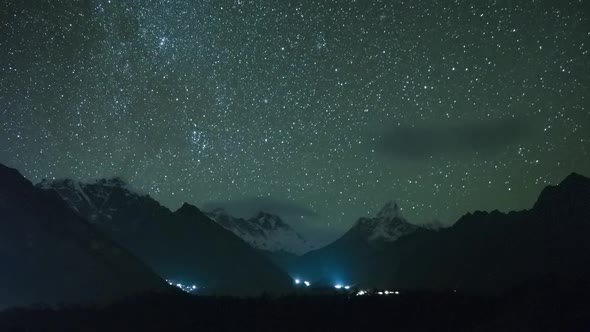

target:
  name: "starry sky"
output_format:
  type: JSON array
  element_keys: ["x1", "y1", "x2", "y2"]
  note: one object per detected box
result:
[{"x1": 1, "y1": 0, "x2": 589, "y2": 245}]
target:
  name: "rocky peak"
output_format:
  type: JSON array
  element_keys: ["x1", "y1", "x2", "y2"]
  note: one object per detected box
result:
[
  {"x1": 253, "y1": 211, "x2": 289, "y2": 230},
  {"x1": 376, "y1": 200, "x2": 401, "y2": 220},
  {"x1": 533, "y1": 172, "x2": 590, "y2": 211},
  {"x1": 207, "y1": 210, "x2": 313, "y2": 255},
  {"x1": 353, "y1": 201, "x2": 417, "y2": 242}
]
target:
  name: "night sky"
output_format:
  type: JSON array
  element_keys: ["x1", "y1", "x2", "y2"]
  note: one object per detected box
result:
[{"x1": 1, "y1": 0, "x2": 589, "y2": 244}]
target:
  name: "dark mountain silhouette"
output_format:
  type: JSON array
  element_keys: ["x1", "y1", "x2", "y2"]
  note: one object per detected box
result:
[
  {"x1": 292, "y1": 173, "x2": 590, "y2": 293},
  {"x1": 372, "y1": 172, "x2": 590, "y2": 294},
  {"x1": 39, "y1": 178, "x2": 294, "y2": 296},
  {"x1": 0, "y1": 163, "x2": 169, "y2": 309},
  {"x1": 287, "y1": 201, "x2": 419, "y2": 286}
]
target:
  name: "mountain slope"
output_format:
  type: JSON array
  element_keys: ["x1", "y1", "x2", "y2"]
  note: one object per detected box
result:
[
  {"x1": 294, "y1": 173, "x2": 590, "y2": 293},
  {"x1": 340, "y1": 201, "x2": 418, "y2": 243},
  {"x1": 289, "y1": 201, "x2": 419, "y2": 285},
  {"x1": 207, "y1": 209, "x2": 314, "y2": 255},
  {"x1": 39, "y1": 178, "x2": 294, "y2": 296},
  {"x1": 372, "y1": 172, "x2": 590, "y2": 294},
  {"x1": 0, "y1": 163, "x2": 169, "y2": 309}
]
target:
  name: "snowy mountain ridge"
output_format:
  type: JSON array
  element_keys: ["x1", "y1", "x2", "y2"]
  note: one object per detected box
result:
[
  {"x1": 37, "y1": 177, "x2": 296, "y2": 295},
  {"x1": 207, "y1": 209, "x2": 314, "y2": 255},
  {"x1": 352, "y1": 200, "x2": 418, "y2": 243},
  {"x1": 37, "y1": 178, "x2": 138, "y2": 223}
]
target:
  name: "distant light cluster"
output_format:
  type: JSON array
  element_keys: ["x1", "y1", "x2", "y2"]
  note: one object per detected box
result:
[
  {"x1": 356, "y1": 289, "x2": 399, "y2": 296},
  {"x1": 332, "y1": 285, "x2": 401, "y2": 296},
  {"x1": 294, "y1": 278, "x2": 311, "y2": 287},
  {"x1": 166, "y1": 279, "x2": 198, "y2": 294}
]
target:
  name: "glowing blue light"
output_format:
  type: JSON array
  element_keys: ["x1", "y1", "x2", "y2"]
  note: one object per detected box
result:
[
  {"x1": 344, "y1": 285, "x2": 350, "y2": 290},
  {"x1": 304, "y1": 281, "x2": 310, "y2": 287},
  {"x1": 334, "y1": 284, "x2": 343, "y2": 289},
  {"x1": 294, "y1": 279, "x2": 300, "y2": 284}
]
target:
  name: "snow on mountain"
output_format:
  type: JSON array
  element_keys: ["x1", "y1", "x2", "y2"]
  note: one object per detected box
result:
[
  {"x1": 37, "y1": 178, "x2": 295, "y2": 296},
  {"x1": 351, "y1": 200, "x2": 418, "y2": 243},
  {"x1": 207, "y1": 209, "x2": 314, "y2": 255},
  {"x1": 0, "y1": 164, "x2": 169, "y2": 309},
  {"x1": 284, "y1": 200, "x2": 420, "y2": 285},
  {"x1": 37, "y1": 177, "x2": 135, "y2": 223}
]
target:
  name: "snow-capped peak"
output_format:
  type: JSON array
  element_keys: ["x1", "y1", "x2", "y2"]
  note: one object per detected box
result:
[
  {"x1": 36, "y1": 177, "x2": 139, "y2": 223},
  {"x1": 353, "y1": 201, "x2": 417, "y2": 243},
  {"x1": 38, "y1": 177, "x2": 128, "y2": 190},
  {"x1": 252, "y1": 211, "x2": 290, "y2": 231},
  {"x1": 376, "y1": 200, "x2": 401, "y2": 220},
  {"x1": 207, "y1": 210, "x2": 314, "y2": 255}
]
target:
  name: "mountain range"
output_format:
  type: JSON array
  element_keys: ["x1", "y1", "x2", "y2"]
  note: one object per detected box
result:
[
  {"x1": 289, "y1": 172, "x2": 590, "y2": 294},
  {"x1": 370, "y1": 172, "x2": 590, "y2": 294},
  {"x1": 0, "y1": 164, "x2": 170, "y2": 309},
  {"x1": 2, "y1": 159, "x2": 590, "y2": 309},
  {"x1": 282, "y1": 200, "x2": 420, "y2": 286},
  {"x1": 206, "y1": 208, "x2": 314, "y2": 255},
  {"x1": 38, "y1": 177, "x2": 293, "y2": 296}
]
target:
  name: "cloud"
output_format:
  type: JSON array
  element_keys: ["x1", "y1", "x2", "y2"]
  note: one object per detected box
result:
[
  {"x1": 202, "y1": 196, "x2": 319, "y2": 219},
  {"x1": 375, "y1": 117, "x2": 532, "y2": 160}
]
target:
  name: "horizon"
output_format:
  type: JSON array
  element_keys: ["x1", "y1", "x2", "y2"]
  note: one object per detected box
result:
[{"x1": 5, "y1": 160, "x2": 588, "y2": 248}]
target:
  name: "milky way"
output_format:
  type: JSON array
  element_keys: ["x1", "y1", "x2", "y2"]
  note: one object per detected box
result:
[{"x1": 1, "y1": 0, "x2": 589, "y2": 243}]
